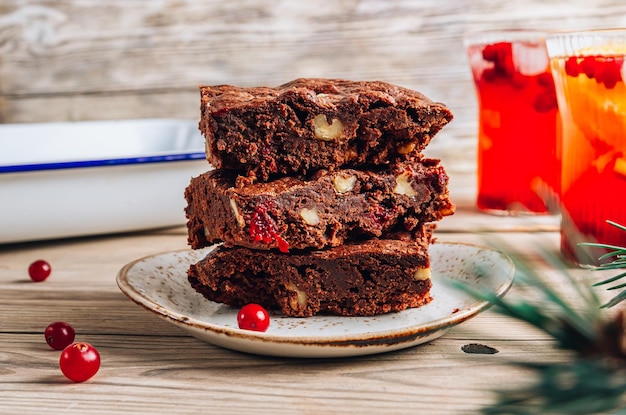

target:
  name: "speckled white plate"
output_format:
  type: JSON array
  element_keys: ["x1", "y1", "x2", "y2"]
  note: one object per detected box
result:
[{"x1": 117, "y1": 242, "x2": 515, "y2": 358}]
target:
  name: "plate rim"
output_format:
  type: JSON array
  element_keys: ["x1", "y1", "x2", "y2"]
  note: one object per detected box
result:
[{"x1": 116, "y1": 242, "x2": 515, "y2": 349}]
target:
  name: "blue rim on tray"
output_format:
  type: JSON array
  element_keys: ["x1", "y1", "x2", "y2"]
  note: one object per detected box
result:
[{"x1": 0, "y1": 151, "x2": 207, "y2": 174}]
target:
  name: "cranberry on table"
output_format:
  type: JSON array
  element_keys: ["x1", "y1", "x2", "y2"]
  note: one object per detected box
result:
[
  {"x1": 59, "y1": 342, "x2": 101, "y2": 383},
  {"x1": 28, "y1": 259, "x2": 52, "y2": 282},
  {"x1": 237, "y1": 303, "x2": 270, "y2": 332},
  {"x1": 45, "y1": 322, "x2": 76, "y2": 350}
]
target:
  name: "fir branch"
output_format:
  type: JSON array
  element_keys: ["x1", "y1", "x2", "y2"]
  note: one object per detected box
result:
[
  {"x1": 484, "y1": 359, "x2": 626, "y2": 415},
  {"x1": 453, "y1": 235, "x2": 626, "y2": 414},
  {"x1": 579, "y1": 220, "x2": 626, "y2": 308},
  {"x1": 602, "y1": 291, "x2": 626, "y2": 309}
]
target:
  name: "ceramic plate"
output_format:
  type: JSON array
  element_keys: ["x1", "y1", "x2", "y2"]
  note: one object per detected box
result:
[
  {"x1": 117, "y1": 242, "x2": 515, "y2": 358},
  {"x1": 0, "y1": 119, "x2": 209, "y2": 244}
]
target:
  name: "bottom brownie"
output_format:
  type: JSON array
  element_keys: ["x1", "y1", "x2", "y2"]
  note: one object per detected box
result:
[{"x1": 188, "y1": 233, "x2": 434, "y2": 317}]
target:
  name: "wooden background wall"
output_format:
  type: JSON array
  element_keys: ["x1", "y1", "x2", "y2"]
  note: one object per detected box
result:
[{"x1": 1, "y1": 0, "x2": 625, "y2": 172}]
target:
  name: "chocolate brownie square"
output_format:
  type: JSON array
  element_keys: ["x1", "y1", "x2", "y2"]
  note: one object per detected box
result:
[
  {"x1": 199, "y1": 78, "x2": 453, "y2": 181},
  {"x1": 185, "y1": 158, "x2": 454, "y2": 251},
  {"x1": 187, "y1": 232, "x2": 434, "y2": 317}
]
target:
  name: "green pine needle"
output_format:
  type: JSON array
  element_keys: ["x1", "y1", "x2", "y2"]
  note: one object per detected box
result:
[
  {"x1": 607, "y1": 282, "x2": 626, "y2": 291},
  {"x1": 593, "y1": 271, "x2": 626, "y2": 287},
  {"x1": 451, "y1": 231, "x2": 626, "y2": 414},
  {"x1": 483, "y1": 360, "x2": 626, "y2": 415},
  {"x1": 602, "y1": 291, "x2": 626, "y2": 309},
  {"x1": 579, "y1": 220, "x2": 626, "y2": 308}
]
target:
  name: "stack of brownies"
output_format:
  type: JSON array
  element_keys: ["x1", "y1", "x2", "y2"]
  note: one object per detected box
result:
[{"x1": 184, "y1": 78, "x2": 455, "y2": 317}]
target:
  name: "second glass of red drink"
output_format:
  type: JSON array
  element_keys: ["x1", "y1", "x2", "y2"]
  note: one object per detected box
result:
[{"x1": 465, "y1": 30, "x2": 561, "y2": 214}]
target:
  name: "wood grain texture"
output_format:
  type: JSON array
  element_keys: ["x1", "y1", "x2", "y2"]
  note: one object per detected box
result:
[
  {"x1": 0, "y1": 218, "x2": 611, "y2": 415},
  {"x1": 0, "y1": 3, "x2": 622, "y2": 413},
  {"x1": 2, "y1": 0, "x2": 626, "y2": 171},
  {"x1": 1, "y1": 332, "x2": 568, "y2": 415}
]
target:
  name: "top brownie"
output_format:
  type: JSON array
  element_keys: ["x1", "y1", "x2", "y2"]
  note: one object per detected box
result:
[{"x1": 199, "y1": 78, "x2": 453, "y2": 181}]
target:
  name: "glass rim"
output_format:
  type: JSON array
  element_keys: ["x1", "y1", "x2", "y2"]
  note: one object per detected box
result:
[
  {"x1": 546, "y1": 28, "x2": 626, "y2": 39},
  {"x1": 463, "y1": 29, "x2": 549, "y2": 47},
  {"x1": 546, "y1": 28, "x2": 626, "y2": 57}
]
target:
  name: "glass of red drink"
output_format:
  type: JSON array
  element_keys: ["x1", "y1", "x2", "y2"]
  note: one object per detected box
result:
[
  {"x1": 547, "y1": 30, "x2": 626, "y2": 265},
  {"x1": 465, "y1": 30, "x2": 561, "y2": 214}
]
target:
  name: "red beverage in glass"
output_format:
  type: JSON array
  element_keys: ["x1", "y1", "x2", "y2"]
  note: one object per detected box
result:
[
  {"x1": 466, "y1": 31, "x2": 560, "y2": 214},
  {"x1": 547, "y1": 30, "x2": 626, "y2": 265}
]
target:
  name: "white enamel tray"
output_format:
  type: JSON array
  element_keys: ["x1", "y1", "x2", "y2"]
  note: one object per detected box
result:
[
  {"x1": 117, "y1": 242, "x2": 515, "y2": 358},
  {"x1": 0, "y1": 119, "x2": 209, "y2": 244}
]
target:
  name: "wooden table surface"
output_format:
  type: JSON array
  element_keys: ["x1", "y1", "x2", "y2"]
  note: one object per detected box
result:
[
  {"x1": 0, "y1": 169, "x2": 611, "y2": 415},
  {"x1": 2, "y1": 2, "x2": 624, "y2": 413}
]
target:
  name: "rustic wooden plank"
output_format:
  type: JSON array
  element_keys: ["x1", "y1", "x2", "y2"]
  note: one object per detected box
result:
[
  {"x1": 0, "y1": 205, "x2": 607, "y2": 414},
  {"x1": 0, "y1": 226, "x2": 609, "y2": 341},
  {"x1": 1, "y1": 0, "x2": 624, "y2": 94},
  {"x1": 0, "y1": 231, "x2": 189, "y2": 284},
  {"x1": 0, "y1": 281, "x2": 553, "y2": 339},
  {"x1": 0, "y1": 89, "x2": 200, "y2": 123},
  {"x1": 1, "y1": 3, "x2": 622, "y2": 412},
  {"x1": 0, "y1": 332, "x2": 566, "y2": 415},
  {"x1": 2, "y1": 0, "x2": 626, "y2": 125}
]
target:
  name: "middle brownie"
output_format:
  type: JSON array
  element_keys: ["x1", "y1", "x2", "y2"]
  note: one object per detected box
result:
[{"x1": 185, "y1": 157, "x2": 454, "y2": 252}]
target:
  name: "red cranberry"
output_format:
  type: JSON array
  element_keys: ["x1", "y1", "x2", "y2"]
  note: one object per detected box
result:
[
  {"x1": 499, "y1": 52, "x2": 516, "y2": 78},
  {"x1": 481, "y1": 67, "x2": 498, "y2": 83},
  {"x1": 596, "y1": 57, "x2": 623, "y2": 89},
  {"x1": 564, "y1": 56, "x2": 581, "y2": 77},
  {"x1": 510, "y1": 72, "x2": 528, "y2": 89},
  {"x1": 481, "y1": 43, "x2": 501, "y2": 62},
  {"x1": 45, "y1": 322, "x2": 76, "y2": 350},
  {"x1": 29, "y1": 260, "x2": 52, "y2": 282},
  {"x1": 480, "y1": 42, "x2": 515, "y2": 82},
  {"x1": 533, "y1": 90, "x2": 558, "y2": 113},
  {"x1": 370, "y1": 205, "x2": 395, "y2": 227},
  {"x1": 249, "y1": 204, "x2": 289, "y2": 252},
  {"x1": 482, "y1": 42, "x2": 511, "y2": 63},
  {"x1": 580, "y1": 56, "x2": 597, "y2": 79},
  {"x1": 536, "y1": 72, "x2": 555, "y2": 88},
  {"x1": 237, "y1": 303, "x2": 270, "y2": 332},
  {"x1": 59, "y1": 342, "x2": 101, "y2": 383},
  {"x1": 564, "y1": 55, "x2": 624, "y2": 88}
]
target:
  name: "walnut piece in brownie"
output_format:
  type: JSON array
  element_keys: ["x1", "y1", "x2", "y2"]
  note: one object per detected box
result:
[
  {"x1": 199, "y1": 78, "x2": 453, "y2": 181},
  {"x1": 185, "y1": 158, "x2": 454, "y2": 252},
  {"x1": 188, "y1": 234, "x2": 434, "y2": 317}
]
